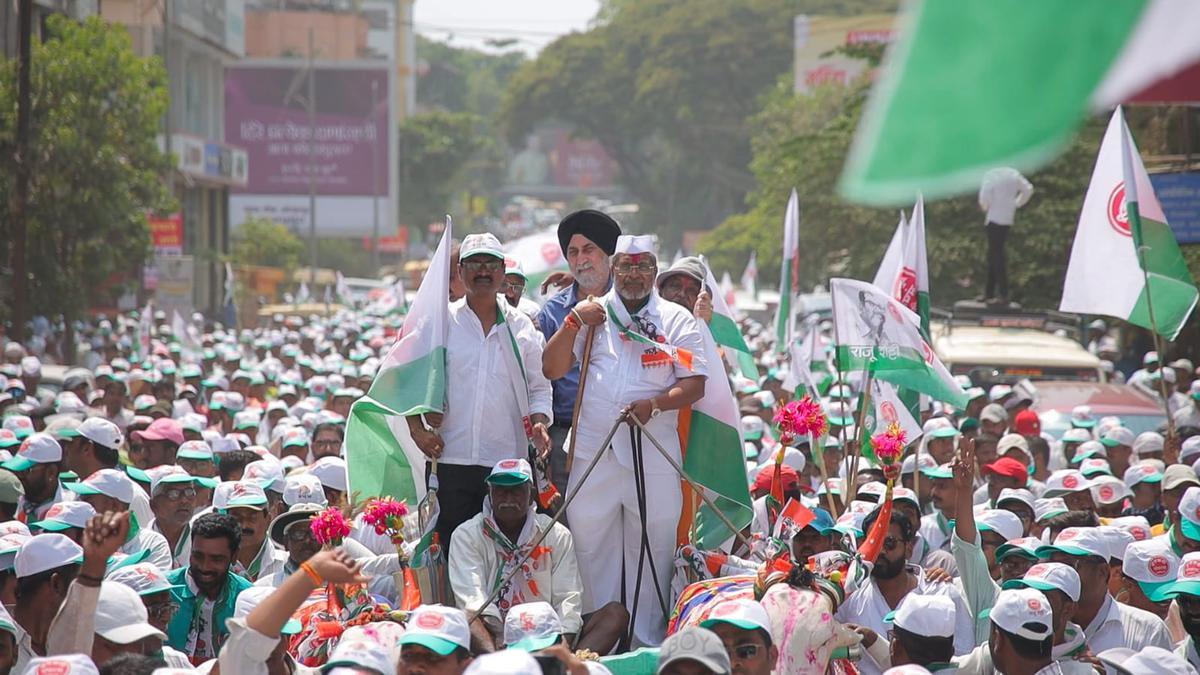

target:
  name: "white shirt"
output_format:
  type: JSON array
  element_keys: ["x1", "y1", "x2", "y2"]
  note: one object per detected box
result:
[
  {"x1": 834, "y1": 564, "x2": 975, "y2": 675},
  {"x1": 569, "y1": 290, "x2": 708, "y2": 475},
  {"x1": 1084, "y1": 593, "x2": 1173, "y2": 653},
  {"x1": 440, "y1": 297, "x2": 553, "y2": 467},
  {"x1": 1176, "y1": 636, "x2": 1200, "y2": 673},
  {"x1": 979, "y1": 167, "x2": 1033, "y2": 226},
  {"x1": 121, "y1": 527, "x2": 174, "y2": 571}
]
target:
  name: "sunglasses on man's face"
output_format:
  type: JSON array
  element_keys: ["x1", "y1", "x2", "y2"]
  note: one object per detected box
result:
[{"x1": 732, "y1": 644, "x2": 762, "y2": 660}]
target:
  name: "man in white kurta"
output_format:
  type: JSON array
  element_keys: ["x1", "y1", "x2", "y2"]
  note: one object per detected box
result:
[{"x1": 543, "y1": 234, "x2": 707, "y2": 647}]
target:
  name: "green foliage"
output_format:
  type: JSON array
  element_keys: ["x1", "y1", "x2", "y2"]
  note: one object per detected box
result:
[
  {"x1": 317, "y1": 238, "x2": 372, "y2": 278},
  {"x1": 0, "y1": 15, "x2": 172, "y2": 318},
  {"x1": 398, "y1": 110, "x2": 487, "y2": 228},
  {"x1": 231, "y1": 218, "x2": 304, "y2": 272},
  {"x1": 500, "y1": 0, "x2": 899, "y2": 245},
  {"x1": 698, "y1": 77, "x2": 1108, "y2": 310}
]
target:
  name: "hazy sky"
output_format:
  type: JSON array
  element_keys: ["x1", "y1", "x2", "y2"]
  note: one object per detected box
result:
[{"x1": 413, "y1": 0, "x2": 601, "y2": 55}]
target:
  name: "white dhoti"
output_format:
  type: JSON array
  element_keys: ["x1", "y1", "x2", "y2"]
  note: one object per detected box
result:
[{"x1": 567, "y1": 450, "x2": 681, "y2": 647}]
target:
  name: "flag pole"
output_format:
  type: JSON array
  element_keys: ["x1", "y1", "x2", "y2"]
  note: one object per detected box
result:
[
  {"x1": 812, "y1": 430, "x2": 840, "y2": 517},
  {"x1": 846, "y1": 371, "x2": 874, "y2": 504},
  {"x1": 565, "y1": 321, "x2": 598, "y2": 473}
]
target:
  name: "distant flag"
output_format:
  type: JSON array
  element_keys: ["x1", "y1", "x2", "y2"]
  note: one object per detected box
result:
[
  {"x1": 323, "y1": 283, "x2": 332, "y2": 307},
  {"x1": 171, "y1": 310, "x2": 200, "y2": 358},
  {"x1": 741, "y1": 251, "x2": 758, "y2": 299},
  {"x1": 873, "y1": 198, "x2": 931, "y2": 335},
  {"x1": 223, "y1": 262, "x2": 236, "y2": 308},
  {"x1": 673, "y1": 248, "x2": 685, "y2": 265},
  {"x1": 296, "y1": 282, "x2": 311, "y2": 305},
  {"x1": 719, "y1": 271, "x2": 736, "y2": 310},
  {"x1": 774, "y1": 189, "x2": 800, "y2": 352},
  {"x1": 345, "y1": 217, "x2": 453, "y2": 505},
  {"x1": 840, "y1": 2, "x2": 1200, "y2": 204},
  {"x1": 335, "y1": 271, "x2": 352, "y2": 306},
  {"x1": 830, "y1": 278, "x2": 967, "y2": 408},
  {"x1": 701, "y1": 260, "x2": 758, "y2": 380},
  {"x1": 133, "y1": 302, "x2": 153, "y2": 361},
  {"x1": 1061, "y1": 107, "x2": 1198, "y2": 340}
]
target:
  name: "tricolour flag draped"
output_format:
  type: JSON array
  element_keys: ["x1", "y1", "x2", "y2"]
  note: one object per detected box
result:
[
  {"x1": 830, "y1": 278, "x2": 967, "y2": 408},
  {"x1": 684, "y1": 318, "x2": 754, "y2": 550},
  {"x1": 345, "y1": 219, "x2": 453, "y2": 504},
  {"x1": 1061, "y1": 108, "x2": 1198, "y2": 341},
  {"x1": 774, "y1": 189, "x2": 800, "y2": 352},
  {"x1": 839, "y1": 1, "x2": 1200, "y2": 205}
]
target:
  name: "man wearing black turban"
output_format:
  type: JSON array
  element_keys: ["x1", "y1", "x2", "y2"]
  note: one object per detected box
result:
[{"x1": 535, "y1": 209, "x2": 622, "y2": 499}]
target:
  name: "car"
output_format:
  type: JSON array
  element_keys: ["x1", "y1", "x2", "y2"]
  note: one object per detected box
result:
[
  {"x1": 931, "y1": 323, "x2": 1103, "y2": 387},
  {"x1": 1030, "y1": 380, "x2": 1167, "y2": 439}
]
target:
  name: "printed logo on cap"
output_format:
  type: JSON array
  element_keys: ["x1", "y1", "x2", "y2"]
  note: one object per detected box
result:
[
  {"x1": 1058, "y1": 529, "x2": 1078, "y2": 542},
  {"x1": 416, "y1": 611, "x2": 445, "y2": 630},
  {"x1": 1027, "y1": 564, "x2": 1049, "y2": 578},
  {"x1": 520, "y1": 612, "x2": 536, "y2": 631},
  {"x1": 17, "y1": 438, "x2": 31, "y2": 454},
  {"x1": 714, "y1": 602, "x2": 740, "y2": 617},
  {"x1": 45, "y1": 503, "x2": 67, "y2": 519},
  {"x1": 1129, "y1": 526, "x2": 1149, "y2": 541},
  {"x1": 1063, "y1": 475, "x2": 1079, "y2": 489},
  {"x1": 1099, "y1": 485, "x2": 1115, "y2": 501},
  {"x1": 35, "y1": 662, "x2": 72, "y2": 675},
  {"x1": 1148, "y1": 556, "x2": 1171, "y2": 577},
  {"x1": 1193, "y1": 504, "x2": 1200, "y2": 522},
  {"x1": 498, "y1": 459, "x2": 520, "y2": 470},
  {"x1": 1027, "y1": 597, "x2": 1044, "y2": 612},
  {"x1": 1184, "y1": 559, "x2": 1200, "y2": 579}
]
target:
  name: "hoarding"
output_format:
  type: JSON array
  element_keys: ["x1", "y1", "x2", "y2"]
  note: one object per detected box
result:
[
  {"x1": 793, "y1": 14, "x2": 895, "y2": 94},
  {"x1": 225, "y1": 60, "x2": 394, "y2": 237},
  {"x1": 1149, "y1": 171, "x2": 1200, "y2": 245}
]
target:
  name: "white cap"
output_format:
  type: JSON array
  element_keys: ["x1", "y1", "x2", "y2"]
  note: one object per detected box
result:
[
  {"x1": 882, "y1": 668, "x2": 933, "y2": 675},
  {"x1": 243, "y1": 460, "x2": 285, "y2": 493},
  {"x1": 1177, "y1": 486, "x2": 1200, "y2": 539},
  {"x1": 989, "y1": 385, "x2": 1013, "y2": 402},
  {"x1": 887, "y1": 594, "x2": 955, "y2": 639},
  {"x1": 1123, "y1": 462, "x2": 1163, "y2": 489},
  {"x1": 323, "y1": 637, "x2": 395, "y2": 675},
  {"x1": 282, "y1": 473, "x2": 328, "y2": 507},
  {"x1": 66, "y1": 468, "x2": 136, "y2": 504},
  {"x1": 1079, "y1": 458, "x2": 1112, "y2": 477},
  {"x1": 15, "y1": 533, "x2": 83, "y2": 578},
  {"x1": 399, "y1": 605, "x2": 471, "y2": 655},
  {"x1": 1181, "y1": 436, "x2": 1200, "y2": 464},
  {"x1": 1122, "y1": 540, "x2": 1179, "y2": 590},
  {"x1": 858, "y1": 481, "x2": 887, "y2": 501},
  {"x1": 977, "y1": 509, "x2": 1023, "y2": 542},
  {"x1": 23, "y1": 655, "x2": 99, "y2": 675},
  {"x1": 997, "y1": 433, "x2": 1030, "y2": 459},
  {"x1": 34, "y1": 501, "x2": 96, "y2": 532},
  {"x1": 222, "y1": 480, "x2": 268, "y2": 510},
  {"x1": 463, "y1": 650, "x2": 540, "y2": 675},
  {"x1": 1101, "y1": 426, "x2": 1135, "y2": 448},
  {"x1": 995, "y1": 488, "x2": 1035, "y2": 512},
  {"x1": 613, "y1": 234, "x2": 657, "y2": 256},
  {"x1": 988, "y1": 588, "x2": 1053, "y2": 642},
  {"x1": 1061, "y1": 428, "x2": 1092, "y2": 443},
  {"x1": 700, "y1": 598, "x2": 772, "y2": 635},
  {"x1": 310, "y1": 456, "x2": 347, "y2": 492},
  {"x1": 1044, "y1": 469, "x2": 1092, "y2": 496},
  {"x1": 1070, "y1": 405, "x2": 1096, "y2": 427},
  {"x1": 1109, "y1": 515, "x2": 1153, "y2": 543},
  {"x1": 459, "y1": 232, "x2": 505, "y2": 260},
  {"x1": 1133, "y1": 432, "x2": 1165, "y2": 457},
  {"x1": 107, "y1": 562, "x2": 180, "y2": 595},
  {"x1": 1007, "y1": 562, "x2": 1081, "y2": 602},
  {"x1": 1, "y1": 432, "x2": 61, "y2": 472},
  {"x1": 1040, "y1": 527, "x2": 1110, "y2": 561},
  {"x1": 145, "y1": 464, "x2": 199, "y2": 497},
  {"x1": 78, "y1": 418, "x2": 124, "y2": 450},
  {"x1": 96, "y1": 581, "x2": 167, "y2": 644},
  {"x1": 1091, "y1": 475, "x2": 1130, "y2": 505},
  {"x1": 503, "y1": 601, "x2": 563, "y2": 650},
  {"x1": 901, "y1": 453, "x2": 937, "y2": 475},
  {"x1": 1113, "y1": 646, "x2": 1193, "y2": 675}
]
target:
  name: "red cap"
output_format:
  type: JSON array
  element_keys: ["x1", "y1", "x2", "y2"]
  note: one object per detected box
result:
[
  {"x1": 753, "y1": 465, "x2": 800, "y2": 493},
  {"x1": 132, "y1": 417, "x2": 184, "y2": 446},
  {"x1": 1013, "y1": 409, "x2": 1041, "y2": 436},
  {"x1": 982, "y1": 457, "x2": 1028, "y2": 480}
]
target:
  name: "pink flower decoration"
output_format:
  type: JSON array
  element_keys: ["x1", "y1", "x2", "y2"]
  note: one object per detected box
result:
[
  {"x1": 310, "y1": 507, "x2": 352, "y2": 546},
  {"x1": 360, "y1": 497, "x2": 409, "y2": 540},
  {"x1": 871, "y1": 422, "x2": 907, "y2": 466},
  {"x1": 773, "y1": 396, "x2": 828, "y2": 444}
]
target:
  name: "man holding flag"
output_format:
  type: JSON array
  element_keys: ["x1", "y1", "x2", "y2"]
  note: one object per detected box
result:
[
  {"x1": 406, "y1": 232, "x2": 553, "y2": 549},
  {"x1": 543, "y1": 234, "x2": 708, "y2": 646}
]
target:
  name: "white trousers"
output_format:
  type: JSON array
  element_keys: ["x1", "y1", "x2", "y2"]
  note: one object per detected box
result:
[{"x1": 566, "y1": 452, "x2": 682, "y2": 647}]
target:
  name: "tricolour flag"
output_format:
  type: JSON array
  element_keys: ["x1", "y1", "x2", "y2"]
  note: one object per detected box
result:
[
  {"x1": 702, "y1": 261, "x2": 757, "y2": 380},
  {"x1": 873, "y1": 198, "x2": 931, "y2": 335},
  {"x1": 345, "y1": 219, "x2": 453, "y2": 505},
  {"x1": 685, "y1": 317, "x2": 754, "y2": 550},
  {"x1": 861, "y1": 379, "x2": 923, "y2": 462},
  {"x1": 1061, "y1": 108, "x2": 1198, "y2": 341},
  {"x1": 335, "y1": 271, "x2": 352, "y2": 306},
  {"x1": 741, "y1": 251, "x2": 758, "y2": 299},
  {"x1": 774, "y1": 189, "x2": 800, "y2": 352},
  {"x1": 840, "y1": 1, "x2": 1200, "y2": 205},
  {"x1": 830, "y1": 278, "x2": 967, "y2": 408}
]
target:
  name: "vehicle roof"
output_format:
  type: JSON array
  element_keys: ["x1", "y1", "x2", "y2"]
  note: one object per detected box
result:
[
  {"x1": 1030, "y1": 380, "x2": 1163, "y2": 415},
  {"x1": 930, "y1": 325, "x2": 1101, "y2": 369}
]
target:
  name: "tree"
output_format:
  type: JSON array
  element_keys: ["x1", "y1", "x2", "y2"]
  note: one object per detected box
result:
[
  {"x1": 397, "y1": 110, "x2": 487, "y2": 228},
  {"x1": 499, "y1": 0, "x2": 899, "y2": 246},
  {"x1": 231, "y1": 218, "x2": 305, "y2": 273},
  {"x1": 0, "y1": 15, "x2": 172, "y2": 330}
]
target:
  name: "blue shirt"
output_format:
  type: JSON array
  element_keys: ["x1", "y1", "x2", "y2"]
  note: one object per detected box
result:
[{"x1": 536, "y1": 281, "x2": 610, "y2": 423}]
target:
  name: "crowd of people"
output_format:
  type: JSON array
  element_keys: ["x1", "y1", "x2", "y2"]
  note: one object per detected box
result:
[{"x1": 0, "y1": 207, "x2": 1198, "y2": 675}]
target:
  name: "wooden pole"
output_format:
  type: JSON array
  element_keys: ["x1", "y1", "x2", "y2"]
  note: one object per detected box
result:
[
  {"x1": 565, "y1": 323, "x2": 598, "y2": 473},
  {"x1": 846, "y1": 372, "x2": 874, "y2": 504}
]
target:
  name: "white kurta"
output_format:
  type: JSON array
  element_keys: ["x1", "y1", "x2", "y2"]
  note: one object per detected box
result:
[{"x1": 565, "y1": 289, "x2": 707, "y2": 647}]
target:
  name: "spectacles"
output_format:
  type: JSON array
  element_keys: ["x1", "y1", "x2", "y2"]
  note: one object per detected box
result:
[
  {"x1": 146, "y1": 601, "x2": 179, "y2": 620},
  {"x1": 287, "y1": 528, "x2": 316, "y2": 543},
  {"x1": 160, "y1": 487, "x2": 196, "y2": 501},
  {"x1": 614, "y1": 262, "x2": 656, "y2": 276},
  {"x1": 732, "y1": 644, "x2": 762, "y2": 660},
  {"x1": 502, "y1": 280, "x2": 526, "y2": 293},
  {"x1": 461, "y1": 260, "x2": 504, "y2": 273},
  {"x1": 883, "y1": 536, "x2": 902, "y2": 551},
  {"x1": 313, "y1": 439, "x2": 340, "y2": 448}
]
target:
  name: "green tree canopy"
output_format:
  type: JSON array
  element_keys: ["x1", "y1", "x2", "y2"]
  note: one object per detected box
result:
[
  {"x1": 0, "y1": 15, "x2": 172, "y2": 320},
  {"x1": 398, "y1": 110, "x2": 487, "y2": 228},
  {"x1": 231, "y1": 218, "x2": 305, "y2": 272}
]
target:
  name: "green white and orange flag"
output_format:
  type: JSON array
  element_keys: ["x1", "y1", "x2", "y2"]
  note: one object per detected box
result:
[
  {"x1": 345, "y1": 219, "x2": 453, "y2": 505},
  {"x1": 701, "y1": 261, "x2": 757, "y2": 380},
  {"x1": 839, "y1": 1, "x2": 1200, "y2": 205},
  {"x1": 873, "y1": 197, "x2": 931, "y2": 335},
  {"x1": 1061, "y1": 108, "x2": 1198, "y2": 341},
  {"x1": 830, "y1": 278, "x2": 967, "y2": 408},
  {"x1": 774, "y1": 189, "x2": 800, "y2": 352}
]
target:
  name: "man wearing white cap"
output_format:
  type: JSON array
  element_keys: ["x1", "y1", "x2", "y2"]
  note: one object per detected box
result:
[
  {"x1": 405, "y1": 232, "x2": 554, "y2": 552},
  {"x1": 544, "y1": 233, "x2": 709, "y2": 646},
  {"x1": 1128, "y1": 351, "x2": 1160, "y2": 391},
  {"x1": 145, "y1": 465, "x2": 209, "y2": 568},
  {"x1": 985, "y1": 588, "x2": 1057, "y2": 675},
  {"x1": 699, "y1": 599, "x2": 778, "y2": 675},
  {"x1": 449, "y1": 458, "x2": 626, "y2": 654},
  {"x1": 503, "y1": 258, "x2": 542, "y2": 322},
  {"x1": 11, "y1": 512, "x2": 130, "y2": 673},
  {"x1": 66, "y1": 468, "x2": 172, "y2": 571},
  {"x1": 3, "y1": 432, "x2": 64, "y2": 523},
  {"x1": 399, "y1": 605, "x2": 473, "y2": 674},
  {"x1": 218, "y1": 481, "x2": 284, "y2": 583},
  {"x1": 90, "y1": 581, "x2": 172, "y2": 668},
  {"x1": 880, "y1": 594, "x2": 956, "y2": 671},
  {"x1": 1174, "y1": 380, "x2": 1200, "y2": 429}
]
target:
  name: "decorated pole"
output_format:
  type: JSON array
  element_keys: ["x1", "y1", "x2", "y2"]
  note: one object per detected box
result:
[{"x1": 857, "y1": 423, "x2": 907, "y2": 564}]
